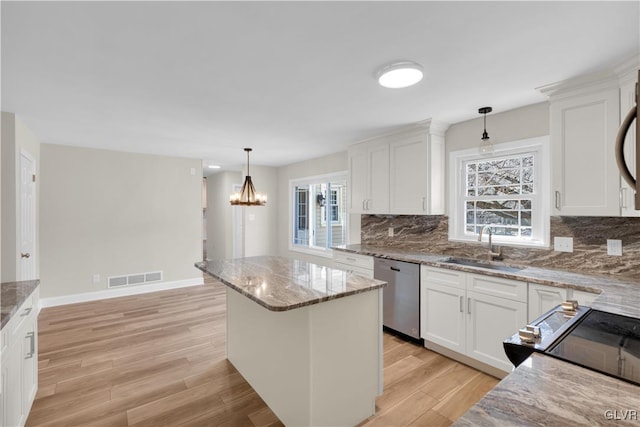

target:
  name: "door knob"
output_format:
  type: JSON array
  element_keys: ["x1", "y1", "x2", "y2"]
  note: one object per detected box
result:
[{"x1": 21, "y1": 253, "x2": 31, "y2": 258}]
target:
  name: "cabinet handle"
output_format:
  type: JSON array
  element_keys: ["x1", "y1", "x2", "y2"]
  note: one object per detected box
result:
[
  {"x1": 620, "y1": 188, "x2": 627, "y2": 209},
  {"x1": 422, "y1": 197, "x2": 426, "y2": 211},
  {"x1": 467, "y1": 297, "x2": 471, "y2": 314},
  {"x1": 25, "y1": 332, "x2": 35, "y2": 359},
  {"x1": 459, "y1": 296, "x2": 464, "y2": 313},
  {"x1": 555, "y1": 191, "x2": 561, "y2": 210},
  {"x1": 346, "y1": 257, "x2": 356, "y2": 262},
  {"x1": 362, "y1": 200, "x2": 367, "y2": 211},
  {"x1": 21, "y1": 307, "x2": 32, "y2": 317},
  {"x1": 366, "y1": 199, "x2": 371, "y2": 211}
]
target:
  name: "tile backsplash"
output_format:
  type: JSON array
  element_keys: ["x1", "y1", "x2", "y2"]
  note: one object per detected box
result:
[{"x1": 361, "y1": 215, "x2": 640, "y2": 283}]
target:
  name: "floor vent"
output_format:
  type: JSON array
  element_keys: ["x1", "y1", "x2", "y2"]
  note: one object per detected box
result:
[{"x1": 108, "y1": 271, "x2": 163, "y2": 288}]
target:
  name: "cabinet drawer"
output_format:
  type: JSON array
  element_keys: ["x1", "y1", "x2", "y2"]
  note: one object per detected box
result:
[
  {"x1": 333, "y1": 252, "x2": 374, "y2": 270},
  {"x1": 421, "y1": 266, "x2": 465, "y2": 290},
  {"x1": 335, "y1": 263, "x2": 374, "y2": 279},
  {"x1": 466, "y1": 273, "x2": 527, "y2": 302}
]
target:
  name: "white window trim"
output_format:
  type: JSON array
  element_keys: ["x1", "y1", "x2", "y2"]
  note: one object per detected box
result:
[
  {"x1": 289, "y1": 171, "x2": 348, "y2": 258},
  {"x1": 448, "y1": 136, "x2": 550, "y2": 248}
]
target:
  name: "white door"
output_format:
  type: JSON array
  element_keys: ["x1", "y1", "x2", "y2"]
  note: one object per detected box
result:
[
  {"x1": 466, "y1": 291, "x2": 527, "y2": 373},
  {"x1": 528, "y1": 284, "x2": 568, "y2": 322},
  {"x1": 422, "y1": 281, "x2": 466, "y2": 353},
  {"x1": 19, "y1": 150, "x2": 36, "y2": 280}
]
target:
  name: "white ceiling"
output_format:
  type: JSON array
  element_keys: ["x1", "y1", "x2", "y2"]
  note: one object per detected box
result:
[{"x1": 2, "y1": 1, "x2": 639, "y2": 171}]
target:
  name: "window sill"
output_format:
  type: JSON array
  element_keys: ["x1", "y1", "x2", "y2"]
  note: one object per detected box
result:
[{"x1": 448, "y1": 236, "x2": 551, "y2": 250}]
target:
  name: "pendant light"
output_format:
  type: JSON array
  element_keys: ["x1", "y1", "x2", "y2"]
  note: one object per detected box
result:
[
  {"x1": 478, "y1": 106, "x2": 493, "y2": 154},
  {"x1": 229, "y1": 148, "x2": 267, "y2": 206}
]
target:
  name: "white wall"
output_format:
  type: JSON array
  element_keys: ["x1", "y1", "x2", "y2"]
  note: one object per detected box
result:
[
  {"x1": 276, "y1": 151, "x2": 357, "y2": 266},
  {"x1": 243, "y1": 165, "x2": 278, "y2": 257},
  {"x1": 40, "y1": 144, "x2": 202, "y2": 298},
  {"x1": 1, "y1": 112, "x2": 41, "y2": 282},
  {"x1": 206, "y1": 171, "x2": 241, "y2": 260},
  {"x1": 444, "y1": 102, "x2": 550, "y2": 213},
  {"x1": 445, "y1": 102, "x2": 549, "y2": 152}
]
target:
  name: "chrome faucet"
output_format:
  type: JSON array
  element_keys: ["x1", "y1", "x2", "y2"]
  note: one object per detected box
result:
[{"x1": 478, "y1": 225, "x2": 503, "y2": 261}]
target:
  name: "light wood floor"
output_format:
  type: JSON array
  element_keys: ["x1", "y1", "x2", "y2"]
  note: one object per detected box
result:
[{"x1": 27, "y1": 276, "x2": 498, "y2": 427}]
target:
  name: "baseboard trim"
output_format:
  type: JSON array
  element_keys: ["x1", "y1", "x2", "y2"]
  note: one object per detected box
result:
[
  {"x1": 40, "y1": 277, "x2": 204, "y2": 308},
  {"x1": 423, "y1": 340, "x2": 509, "y2": 380}
]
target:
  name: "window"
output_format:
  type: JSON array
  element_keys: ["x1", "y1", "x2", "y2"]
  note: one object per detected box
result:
[
  {"x1": 290, "y1": 173, "x2": 348, "y2": 256},
  {"x1": 449, "y1": 137, "x2": 549, "y2": 247}
]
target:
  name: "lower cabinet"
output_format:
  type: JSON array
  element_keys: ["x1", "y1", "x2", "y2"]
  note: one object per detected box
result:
[
  {"x1": 333, "y1": 252, "x2": 374, "y2": 278},
  {"x1": 528, "y1": 283, "x2": 599, "y2": 322},
  {"x1": 421, "y1": 266, "x2": 527, "y2": 373},
  {"x1": 1, "y1": 286, "x2": 39, "y2": 427}
]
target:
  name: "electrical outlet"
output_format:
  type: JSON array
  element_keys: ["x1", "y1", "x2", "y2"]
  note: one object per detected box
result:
[
  {"x1": 92, "y1": 274, "x2": 100, "y2": 284},
  {"x1": 388, "y1": 227, "x2": 394, "y2": 237},
  {"x1": 554, "y1": 237, "x2": 573, "y2": 253},
  {"x1": 607, "y1": 239, "x2": 622, "y2": 256}
]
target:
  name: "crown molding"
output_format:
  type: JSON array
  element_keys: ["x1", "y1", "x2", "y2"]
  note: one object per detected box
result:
[{"x1": 537, "y1": 54, "x2": 640, "y2": 99}]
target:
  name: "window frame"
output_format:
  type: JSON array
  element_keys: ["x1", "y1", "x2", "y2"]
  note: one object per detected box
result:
[
  {"x1": 448, "y1": 136, "x2": 550, "y2": 248},
  {"x1": 289, "y1": 171, "x2": 349, "y2": 258}
]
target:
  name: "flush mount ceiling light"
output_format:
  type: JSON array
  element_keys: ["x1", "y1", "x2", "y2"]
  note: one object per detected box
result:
[
  {"x1": 376, "y1": 61, "x2": 424, "y2": 88},
  {"x1": 478, "y1": 106, "x2": 494, "y2": 155},
  {"x1": 230, "y1": 148, "x2": 267, "y2": 206},
  {"x1": 208, "y1": 165, "x2": 221, "y2": 169}
]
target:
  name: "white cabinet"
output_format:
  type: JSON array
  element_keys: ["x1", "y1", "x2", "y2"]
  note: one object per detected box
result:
[
  {"x1": 348, "y1": 141, "x2": 389, "y2": 214},
  {"x1": 421, "y1": 267, "x2": 526, "y2": 373},
  {"x1": 1, "y1": 286, "x2": 39, "y2": 427},
  {"x1": 389, "y1": 123, "x2": 446, "y2": 215},
  {"x1": 348, "y1": 120, "x2": 448, "y2": 215},
  {"x1": 528, "y1": 283, "x2": 600, "y2": 322},
  {"x1": 541, "y1": 59, "x2": 640, "y2": 217},
  {"x1": 570, "y1": 289, "x2": 599, "y2": 307},
  {"x1": 547, "y1": 85, "x2": 620, "y2": 216},
  {"x1": 421, "y1": 267, "x2": 466, "y2": 354},
  {"x1": 333, "y1": 251, "x2": 374, "y2": 278},
  {"x1": 528, "y1": 283, "x2": 568, "y2": 322},
  {"x1": 619, "y1": 71, "x2": 640, "y2": 217}
]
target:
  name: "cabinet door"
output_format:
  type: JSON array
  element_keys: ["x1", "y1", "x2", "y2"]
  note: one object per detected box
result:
[
  {"x1": 2, "y1": 341, "x2": 24, "y2": 427},
  {"x1": 367, "y1": 143, "x2": 389, "y2": 214},
  {"x1": 528, "y1": 283, "x2": 568, "y2": 322},
  {"x1": 619, "y1": 78, "x2": 639, "y2": 217},
  {"x1": 466, "y1": 290, "x2": 527, "y2": 373},
  {"x1": 389, "y1": 136, "x2": 428, "y2": 214},
  {"x1": 550, "y1": 87, "x2": 620, "y2": 216},
  {"x1": 348, "y1": 145, "x2": 369, "y2": 214},
  {"x1": 421, "y1": 282, "x2": 466, "y2": 353},
  {"x1": 22, "y1": 315, "x2": 38, "y2": 414},
  {"x1": 569, "y1": 289, "x2": 599, "y2": 307}
]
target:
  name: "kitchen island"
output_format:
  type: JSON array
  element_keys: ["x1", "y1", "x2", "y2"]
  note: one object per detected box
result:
[{"x1": 196, "y1": 256, "x2": 387, "y2": 427}]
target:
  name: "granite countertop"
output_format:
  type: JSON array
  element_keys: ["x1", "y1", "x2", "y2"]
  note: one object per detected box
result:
[
  {"x1": 1, "y1": 280, "x2": 40, "y2": 329},
  {"x1": 454, "y1": 353, "x2": 640, "y2": 426},
  {"x1": 335, "y1": 244, "x2": 640, "y2": 319},
  {"x1": 196, "y1": 255, "x2": 386, "y2": 312},
  {"x1": 335, "y1": 244, "x2": 640, "y2": 425}
]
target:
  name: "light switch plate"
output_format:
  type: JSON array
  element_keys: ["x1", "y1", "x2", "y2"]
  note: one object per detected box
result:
[
  {"x1": 607, "y1": 239, "x2": 622, "y2": 256},
  {"x1": 554, "y1": 237, "x2": 573, "y2": 253}
]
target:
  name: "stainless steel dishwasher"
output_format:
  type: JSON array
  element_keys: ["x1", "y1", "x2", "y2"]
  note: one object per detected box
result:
[{"x1": 374, "y1": 257, "x2": 420, "y2": 340}]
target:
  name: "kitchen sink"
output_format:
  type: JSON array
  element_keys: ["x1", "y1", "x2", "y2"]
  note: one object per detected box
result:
[{"x1": 442, "y1": 257, "x2": 525, "y2": 273}]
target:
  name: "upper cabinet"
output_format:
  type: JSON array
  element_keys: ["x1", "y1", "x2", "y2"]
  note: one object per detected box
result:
[
  {"x1": 348, "y1": 140, "x2": 389, "y2": 214},
  {"x1": 619, "y1": 69, "x2": 640, "y2": 217},
  {"x1": 539, "y1": 57, "x2": 639, "y2": 217},
  {"x1": 348, "y1": 120, "x2": 448, "y2": 215}
]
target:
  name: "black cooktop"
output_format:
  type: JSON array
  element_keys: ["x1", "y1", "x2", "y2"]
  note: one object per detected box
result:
[{"x1": 547, "y1": 310, "x2": 640, "y2": 386}]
